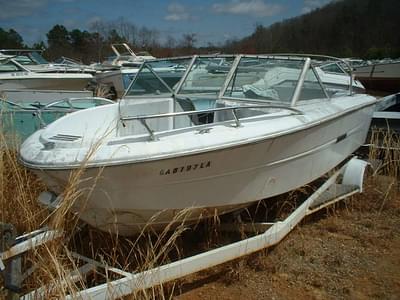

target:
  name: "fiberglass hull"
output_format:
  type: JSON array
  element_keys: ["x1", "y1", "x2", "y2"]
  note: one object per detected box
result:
[{"x1": 29, "y1": 103, "x2": 374, "y2": 235}]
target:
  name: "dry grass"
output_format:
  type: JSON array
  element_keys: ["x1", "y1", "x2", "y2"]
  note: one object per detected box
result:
[
  {"x1": 368, "y1": 127, "x2": 400, "y2": 179},
  {"x1": 0, "y1": 126, "x2": 399, "y2": 299},
  {"x1": 175, "y1": 129, "x2": 400, "y2": 300},
  {"x1": 0, "y1": 129, "x2": 196, "y2": 299},
  {"x1": 95, "y1": 84, "x2": 117, "y2": 100}
]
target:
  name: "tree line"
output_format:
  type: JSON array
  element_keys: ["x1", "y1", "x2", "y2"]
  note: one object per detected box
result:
[
  {"x1": 0, "y1": 18, "x2": 216, "y2": 64},
  {"x1": 224, "y1": 0, "x2": 400, "y2": 59},
  {"x1": 1, "y1": 0, "x2": 399, "y2": 63}
]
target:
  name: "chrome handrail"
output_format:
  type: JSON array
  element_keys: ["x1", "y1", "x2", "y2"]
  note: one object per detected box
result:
[
  {"x1": 34, "y1": 97, "x2": 114, "y2": 128},
  {"x1": 120, "y1": 104, "x2": 303, "y2": 141},
  {"x1": 291, "y1": 57, "x2": 311, "y2": 106}
]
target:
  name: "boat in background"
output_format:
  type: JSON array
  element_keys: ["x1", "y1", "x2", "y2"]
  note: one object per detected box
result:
[
  {"x1": 0, "y1": 49, "x2": 96, "y2": 74},
  {"x1": 92, "y1": 43, "x2": 156, "y2": 71},
  {"x1": 95, "y1": 57, "x2": 189, "y2": 99},
  {"x1": 316, "y1": 61, "x2": 365, "y2": 93},
  {"x1": 1, "y1": 97, "x2": 113, "y2": 145},
  {"x1": 354, "y1": 60, "x2": 400, "y2": 93},
  {"x1": 0, "y1": 89, "x2": 93, "y2": 105},
  {"x1": 0, "y1": 54, "x2": 93, "y2": 91},
  {"x1": 20, "y1": 54, "x2": 376, "y2": 235}
]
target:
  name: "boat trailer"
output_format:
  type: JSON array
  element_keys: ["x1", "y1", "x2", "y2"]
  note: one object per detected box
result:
[{"x1": 0, "y1": 157, "x2": 369, "y2": 299}]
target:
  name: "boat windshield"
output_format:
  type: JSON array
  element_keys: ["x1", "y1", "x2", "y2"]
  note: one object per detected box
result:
[
  {"x1": 29, "y1": 52, "x2": 48, "y2": 64},
  {"x1": 223, "y1": 56, "x2": 305, "y2": 104},
  {"x1": 124, "y1": 64, "x2": 173, "y2": 97},
  {"x1": 124, "y1": 57, "x2": 191, "y2": 96},
  {"x1": 177, "y1": 56, "x2": 235, "y2": 95},
  {"x1": 146, "y1": 57, "x2": 191, "y2": 89},
  {"x1": 12, "y1": 52, "x2": 48, "y2": 65},
  {"x1": 299, "y1": 67, "x2": 328, "y2": 101},
  {"x1": 320, "y1": 62, "x2": 347, "y2": 75},
  {"x1": 0, "y1": 60, "x2": 23, "y2": 72}
]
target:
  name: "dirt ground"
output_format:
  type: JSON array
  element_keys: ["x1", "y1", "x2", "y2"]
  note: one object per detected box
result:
[
  {"x1": 174, "y1": 176, "x2": 400, "y2": 300},
  {"x1": 1, "y1": 171, "x2": 399, "y2": 300}
]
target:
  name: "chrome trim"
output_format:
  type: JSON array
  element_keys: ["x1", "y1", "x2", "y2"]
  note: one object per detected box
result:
[
  {"x1": 291, "y1": 57, "x2": 311, "y2": 106},
  {"x1": 231, "y1": 108, "x2": 242, "y2": 127},
  {"x1": 311, "y1": 65, "x2": 330, "y2": 100},
  {"x1": 268, "y1": 53, "x2": 354, "y2": 96},
  {"x1": 34, "y1": 97, "x2": 113, "y2": 128},
  {"x1": 121, "y1": 104, "x2": 303, "y2": 141},
  {"x1": 174, "y1": 55, "x2": 198, "y2": 95},
  {"x1": 120, "y1": 104, "x2": 302, "y2": 121},
  {"x1": 218, "y1": 55, "x2": 242, "y2": 99},
  {"x1": 140, "y1": 119, "x2": 158, "y2": 141}
]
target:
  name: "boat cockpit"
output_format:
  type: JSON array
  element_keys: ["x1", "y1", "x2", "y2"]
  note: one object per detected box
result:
[{"x1": 115, "y1": 54, "x2": 352, "y2": 140}]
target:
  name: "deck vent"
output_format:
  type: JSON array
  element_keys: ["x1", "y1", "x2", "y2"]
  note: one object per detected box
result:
[{"x1": 49, "y1": 134, "x2": 82, "y2": 142}]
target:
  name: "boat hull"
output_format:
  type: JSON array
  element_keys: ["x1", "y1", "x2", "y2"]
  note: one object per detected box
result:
[
  {"x1": 33, "y1": 104, "x2": 375, "y2": 235},
  {"x1": 0, "y1": 77, "x2": 91, "y2": 91},
  {"x1": 355, "y1": 77, "x2": 400, "y2": 94},
  {"x1": 354, "y1": 62, "x2": 400, "y2": 93}
]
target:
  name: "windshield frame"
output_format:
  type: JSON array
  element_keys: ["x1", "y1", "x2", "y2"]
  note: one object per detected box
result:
[
  {"x1": 121, "y1": 53, "x2": 339, "y2": 107},
  {"x1": 174, "y1": 54, "x2": 237, "y2": 96},
  {"x1": 122, "y1": 55, "x2": 194, "y2": 99},
  {"x1": 219, "y1": 55, "x2": 317, "y2": 107}
]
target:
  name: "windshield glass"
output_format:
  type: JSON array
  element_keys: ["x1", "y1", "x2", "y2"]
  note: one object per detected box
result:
[
  {"x1": 178, "y1": 56, "x2": 235, "y2": 95},
  {"x1": 223, "y1": 56, "x2": 305, "y2": 103},
  {"x1": 14, "y1": 55, "x2": 35, "y2": 65},
  {"x1": 147, "y1": 57, "x2": 191, "y2": 89},
  {"x1": 30, "y1": 52, "x2": 48, "y2": 64},
  {"x1": 0, "y1": 60, "x2": 22, "y2": 72},
  {"x1": 124, "y1": 64, "x2": 172, "y2": 97},
  {"x1": 13, "y1": 52, "x2": 48, "y2": 65},
  {"x1": 299, "y1": 68, "x2": 328, "y2": 101},
  {"x1": 320, "y1": 62, "x2": 346, "y2": 74},
  {"x1": 124, "y1": 57, "x2": 191, "y2": 95}
]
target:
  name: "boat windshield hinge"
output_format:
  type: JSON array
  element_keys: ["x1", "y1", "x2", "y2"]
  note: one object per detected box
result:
[{"x1": 140, "y1": 119, "x2": 158, "y2": 141}]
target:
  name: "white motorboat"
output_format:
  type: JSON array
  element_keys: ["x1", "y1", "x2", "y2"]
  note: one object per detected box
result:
[
  {"x1": 19, "y1": 54, "x2": 377, "y2": 235},
  {"x1": 93, "y1": 43, "x2": 156, "y2": 71},
  {"x1": 316, "y1": 61, "x2": 365, "y2": 93},
  {"x1": 0, "y1": 49, "x2": 96, "y2": 74},
  {"x1": 0, "y1": 55, "x2": 93, "y2": 91}
]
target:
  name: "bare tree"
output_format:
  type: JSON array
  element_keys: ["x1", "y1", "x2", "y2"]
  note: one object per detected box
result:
[
  {"x1": 181, "y1": 33, "x2": 196, "y2": 49},
  {"x1": 164, "y1": 35, "x2": 177, "y2": 49}
]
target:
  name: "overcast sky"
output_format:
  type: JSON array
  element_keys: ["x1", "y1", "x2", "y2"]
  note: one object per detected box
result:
[{"x1": 0, "y1": 0, "x2": 332, "y2": 46}]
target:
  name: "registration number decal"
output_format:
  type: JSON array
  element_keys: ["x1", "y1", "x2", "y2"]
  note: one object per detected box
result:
[{"x1": 160, "y1": 161, "x2": 211, "y2": 175}]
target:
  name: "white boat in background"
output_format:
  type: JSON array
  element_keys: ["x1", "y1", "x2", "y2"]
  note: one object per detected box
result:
[
  {"x1": 1, "y1": 97, "x2": 113, "y2": 144},
  {"x1": 0, "y1": 49, "x2": 97, "y2": 74},
  {"x1": 316, "y1": 61, "x2": 365, "y2": 93},
  {"x1": 95, "y1": 57, "x2": 189, "y2": 99},
  {"x1": 20, "y1": 54, "x2": 376, "y2": 235},
  {"x1": 354, "y1": 60, "x2": 400, "y2": 93},
  {"x1": 0, "y1": 54, "x2": 93, "y2": 91},
  {"x1": 93, "y1": 43, "x2": 155, "y2": 71}
]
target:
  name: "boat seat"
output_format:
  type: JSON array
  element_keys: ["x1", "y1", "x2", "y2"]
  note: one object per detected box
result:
[{"x1": 175, "y1": 97, "x2": 200, "y2": 125}]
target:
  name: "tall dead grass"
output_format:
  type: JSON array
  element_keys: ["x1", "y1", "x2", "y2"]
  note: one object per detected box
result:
[
  {"x1": 368, "y1": 127, "x2": 400, "y2": 179},
  {"x1": 1, "y1": 124, "x2": 399, "y2": 299},
  {"x1": 0, "y1": 130, "x2": 195, "y2": 298}
]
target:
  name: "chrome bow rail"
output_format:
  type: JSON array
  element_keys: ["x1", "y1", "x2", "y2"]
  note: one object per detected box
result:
[{"x1": 34, "y1": 97, "x2": 113, "y2": 128}]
